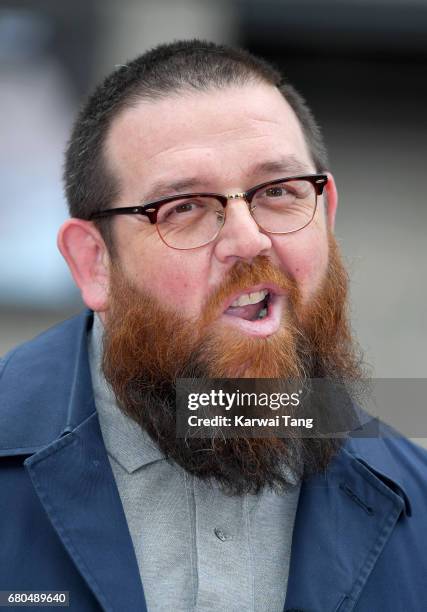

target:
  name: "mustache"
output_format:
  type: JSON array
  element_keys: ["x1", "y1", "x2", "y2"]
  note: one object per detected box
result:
[{"x1": 198, "y1": 255, "x2": 299, "y2": 329}]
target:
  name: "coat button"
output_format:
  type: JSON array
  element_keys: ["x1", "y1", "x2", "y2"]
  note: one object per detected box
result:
[{"x1": 214, "y1": 527, "x2": 233, "y2": 541}]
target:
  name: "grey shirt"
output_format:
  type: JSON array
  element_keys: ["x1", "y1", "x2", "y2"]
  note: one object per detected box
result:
[{"x1": 89, "y1": 315, "x2": 300, "y2": 612}]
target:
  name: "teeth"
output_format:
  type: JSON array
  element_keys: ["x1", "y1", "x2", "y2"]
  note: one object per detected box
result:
[{"x1": 231, "y1": 289, "x2": 268, "y2": 308}]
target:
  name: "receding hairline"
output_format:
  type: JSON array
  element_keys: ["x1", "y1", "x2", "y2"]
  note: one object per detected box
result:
[
  {"x1": 102, "y1": 80, "x2": 317, "y2": 195},
  {"x1": 106, "y1": 77, "x2": 283, "y2": 135}
]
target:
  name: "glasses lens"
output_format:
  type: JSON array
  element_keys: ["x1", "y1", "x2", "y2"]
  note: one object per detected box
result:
[
  {"x1": 156, "y1": 196, "x2": 225, "y2": 249},
  {"x1": 251, "y1": 179, "x2": 317, "y2": 233}
]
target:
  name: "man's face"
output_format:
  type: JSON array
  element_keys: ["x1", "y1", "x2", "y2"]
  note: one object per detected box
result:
[
  {"x1": 94, "y1": 83, "x2": 359, "y2": 494},
  {"x1": 104, "y1": 83, "x2": 332, "y2": 332}
]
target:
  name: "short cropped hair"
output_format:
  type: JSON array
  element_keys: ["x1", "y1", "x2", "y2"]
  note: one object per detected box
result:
[{"x1": 64, "y1": 39, "x2": 329, "y2": 252}]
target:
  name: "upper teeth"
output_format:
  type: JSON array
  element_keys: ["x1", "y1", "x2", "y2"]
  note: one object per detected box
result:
[{"x1": 231, "y1": 289, "x2": 268, "y2": 308}]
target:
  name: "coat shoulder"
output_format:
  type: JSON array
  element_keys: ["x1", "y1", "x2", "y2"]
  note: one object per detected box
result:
[{"x1": 0, "y1": 310, "x2": 93, "y2": 455}]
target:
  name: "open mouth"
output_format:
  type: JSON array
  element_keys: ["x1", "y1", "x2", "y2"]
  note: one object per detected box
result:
[
  {"x1": 220, "y1": 285, "x2": 285, "y2": 337},
  {"x1": 225, "y1": 289, "x2": 270, "y2": 321}
]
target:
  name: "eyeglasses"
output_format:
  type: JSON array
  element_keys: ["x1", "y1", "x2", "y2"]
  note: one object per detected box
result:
[{"x1": 90, "y1": 173, "x2": 328, "y2": 250}]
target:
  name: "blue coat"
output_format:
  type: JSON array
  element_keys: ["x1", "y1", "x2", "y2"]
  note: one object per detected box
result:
[{"x1": 1, "y1": 310, "x2": 427, "y2": 611}]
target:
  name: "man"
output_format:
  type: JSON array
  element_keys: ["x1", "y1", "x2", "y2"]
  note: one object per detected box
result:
[{"x1": 1, "y1": 40, "x2": 426, "y2": 611}]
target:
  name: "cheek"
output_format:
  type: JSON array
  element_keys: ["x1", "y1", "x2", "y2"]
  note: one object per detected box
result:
[
  {"x1": 271, "y1": 225, "x2": 329, "y2": 303},
  {"x1": 115, "y1": 223, "x2": 211, "y2": 315},
  {"x1": 129, "y1": 248, "x2": 210, "y2": 316}
]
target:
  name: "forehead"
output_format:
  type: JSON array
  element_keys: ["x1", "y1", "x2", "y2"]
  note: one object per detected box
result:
[{"x1": 105, "y1": 83, "x2": 314, "y2": 199}]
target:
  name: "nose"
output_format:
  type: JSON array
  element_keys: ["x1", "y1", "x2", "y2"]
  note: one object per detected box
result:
[{"x1": 213, "y1": 197, "x2": 272, "y2": 263}]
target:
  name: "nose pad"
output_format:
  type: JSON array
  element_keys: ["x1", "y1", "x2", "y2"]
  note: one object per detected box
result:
[
  {"x1": 225, "y1": 193, "x2": 257, "y2": 224},
  {"x1": 214, "y1": 198, "x2": 272, "y2": 262},
  {"x1": 229, "y1": 196, "x2": 261, "y2": 231}
]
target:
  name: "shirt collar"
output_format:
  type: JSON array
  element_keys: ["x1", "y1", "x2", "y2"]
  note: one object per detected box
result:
[{"x1": 88, "y1": 313, "x2": 165, "y2": 474}]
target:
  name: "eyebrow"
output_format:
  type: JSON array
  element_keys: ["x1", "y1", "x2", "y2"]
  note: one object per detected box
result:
[
  {"x1": 251, "y1": 155, "x2": 313, "y2": 177},
  {"x1": 140, "y1": 154, "x2": 313, "y2": 203}
]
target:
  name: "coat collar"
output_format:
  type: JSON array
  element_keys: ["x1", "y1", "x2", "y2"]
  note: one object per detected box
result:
[{"x1": 0, "y1": 309, "x2": 412, "y2": 611}]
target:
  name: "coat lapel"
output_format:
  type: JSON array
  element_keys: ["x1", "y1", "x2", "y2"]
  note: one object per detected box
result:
[
  {"x1": 6, "y1": 311, "x2": 147, "y2": 612},
  {"x1": 25, "y1": 412, "x2": 146, "y2": 612},
  {"x1": 283, "y1": 443, "x2": 408, "y2": 612}
]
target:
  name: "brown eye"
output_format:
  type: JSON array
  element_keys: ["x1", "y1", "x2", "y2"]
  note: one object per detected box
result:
[
  {"x1": 174, "y1": 203, "x2": 195, "y2": 214},
  {"x1": 266, "y1": 186, "x2": 286, "y2": 197},
  {"x1": 160, "y1": 200, "x2": 202, "y2": 222}
]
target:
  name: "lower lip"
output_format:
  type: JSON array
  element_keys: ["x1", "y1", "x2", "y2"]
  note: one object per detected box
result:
[{"x1": 219, "y1": 294, "x2": 284, "y2": 337}]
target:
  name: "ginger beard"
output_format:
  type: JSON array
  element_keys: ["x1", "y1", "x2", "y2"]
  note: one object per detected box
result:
[{"x1": 102, "y1": 235, "x2": 363, "y2": 494}]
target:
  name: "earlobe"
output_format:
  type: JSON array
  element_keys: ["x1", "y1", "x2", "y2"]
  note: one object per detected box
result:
[
  {"x1": 57, "y1": 219, "x2": 110, "y2": 312},
  {"x1": 325, "y1": 172, "x2": 338, "y2": 231}
]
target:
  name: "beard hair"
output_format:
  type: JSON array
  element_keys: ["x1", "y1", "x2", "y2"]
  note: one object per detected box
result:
[{"x1": 102, "y1": 234, "x2": 365, "y2": 495}]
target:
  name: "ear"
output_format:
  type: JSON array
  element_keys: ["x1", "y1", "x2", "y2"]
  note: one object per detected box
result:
[
  {"x1": 57, "y1": 219, "x2": 111, "y2": 312},
  {"x1": 324, "y1": 172, "x2": 338, "y2": 231}
]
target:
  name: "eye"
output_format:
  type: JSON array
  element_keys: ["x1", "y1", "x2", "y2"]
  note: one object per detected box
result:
[
  {"x1": 255, "y1": 183, "x2": 297, "y2": 204},
  {"x1": 167, "y1": 201, "x2": 199, "y2": 216},
  {"x1": 254, "y1": 180, "x2": 311, "y2": 203},
  {"x1": 265, "y1": 186, "x2": 288, "y2": 197},
  {"x1": 160, "y1": 200, "x2": 203, "y2": 222},
  {"x1": 173, "y1": 202, "x2": 196, "y2": 214}
]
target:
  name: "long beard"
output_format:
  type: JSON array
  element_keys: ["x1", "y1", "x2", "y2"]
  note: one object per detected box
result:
[{"x1": 102, "y1": 235, "x2": 364, "y2": 494}]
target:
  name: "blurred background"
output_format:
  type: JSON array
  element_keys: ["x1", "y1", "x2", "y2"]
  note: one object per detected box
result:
[{"x1": 1, "y1": 0, "x2": 426, "y2": 379}]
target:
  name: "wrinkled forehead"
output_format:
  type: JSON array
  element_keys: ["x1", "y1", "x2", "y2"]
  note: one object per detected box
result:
[{"x1": 104, "y1": 83, "x2": 314, "y2": 198}]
